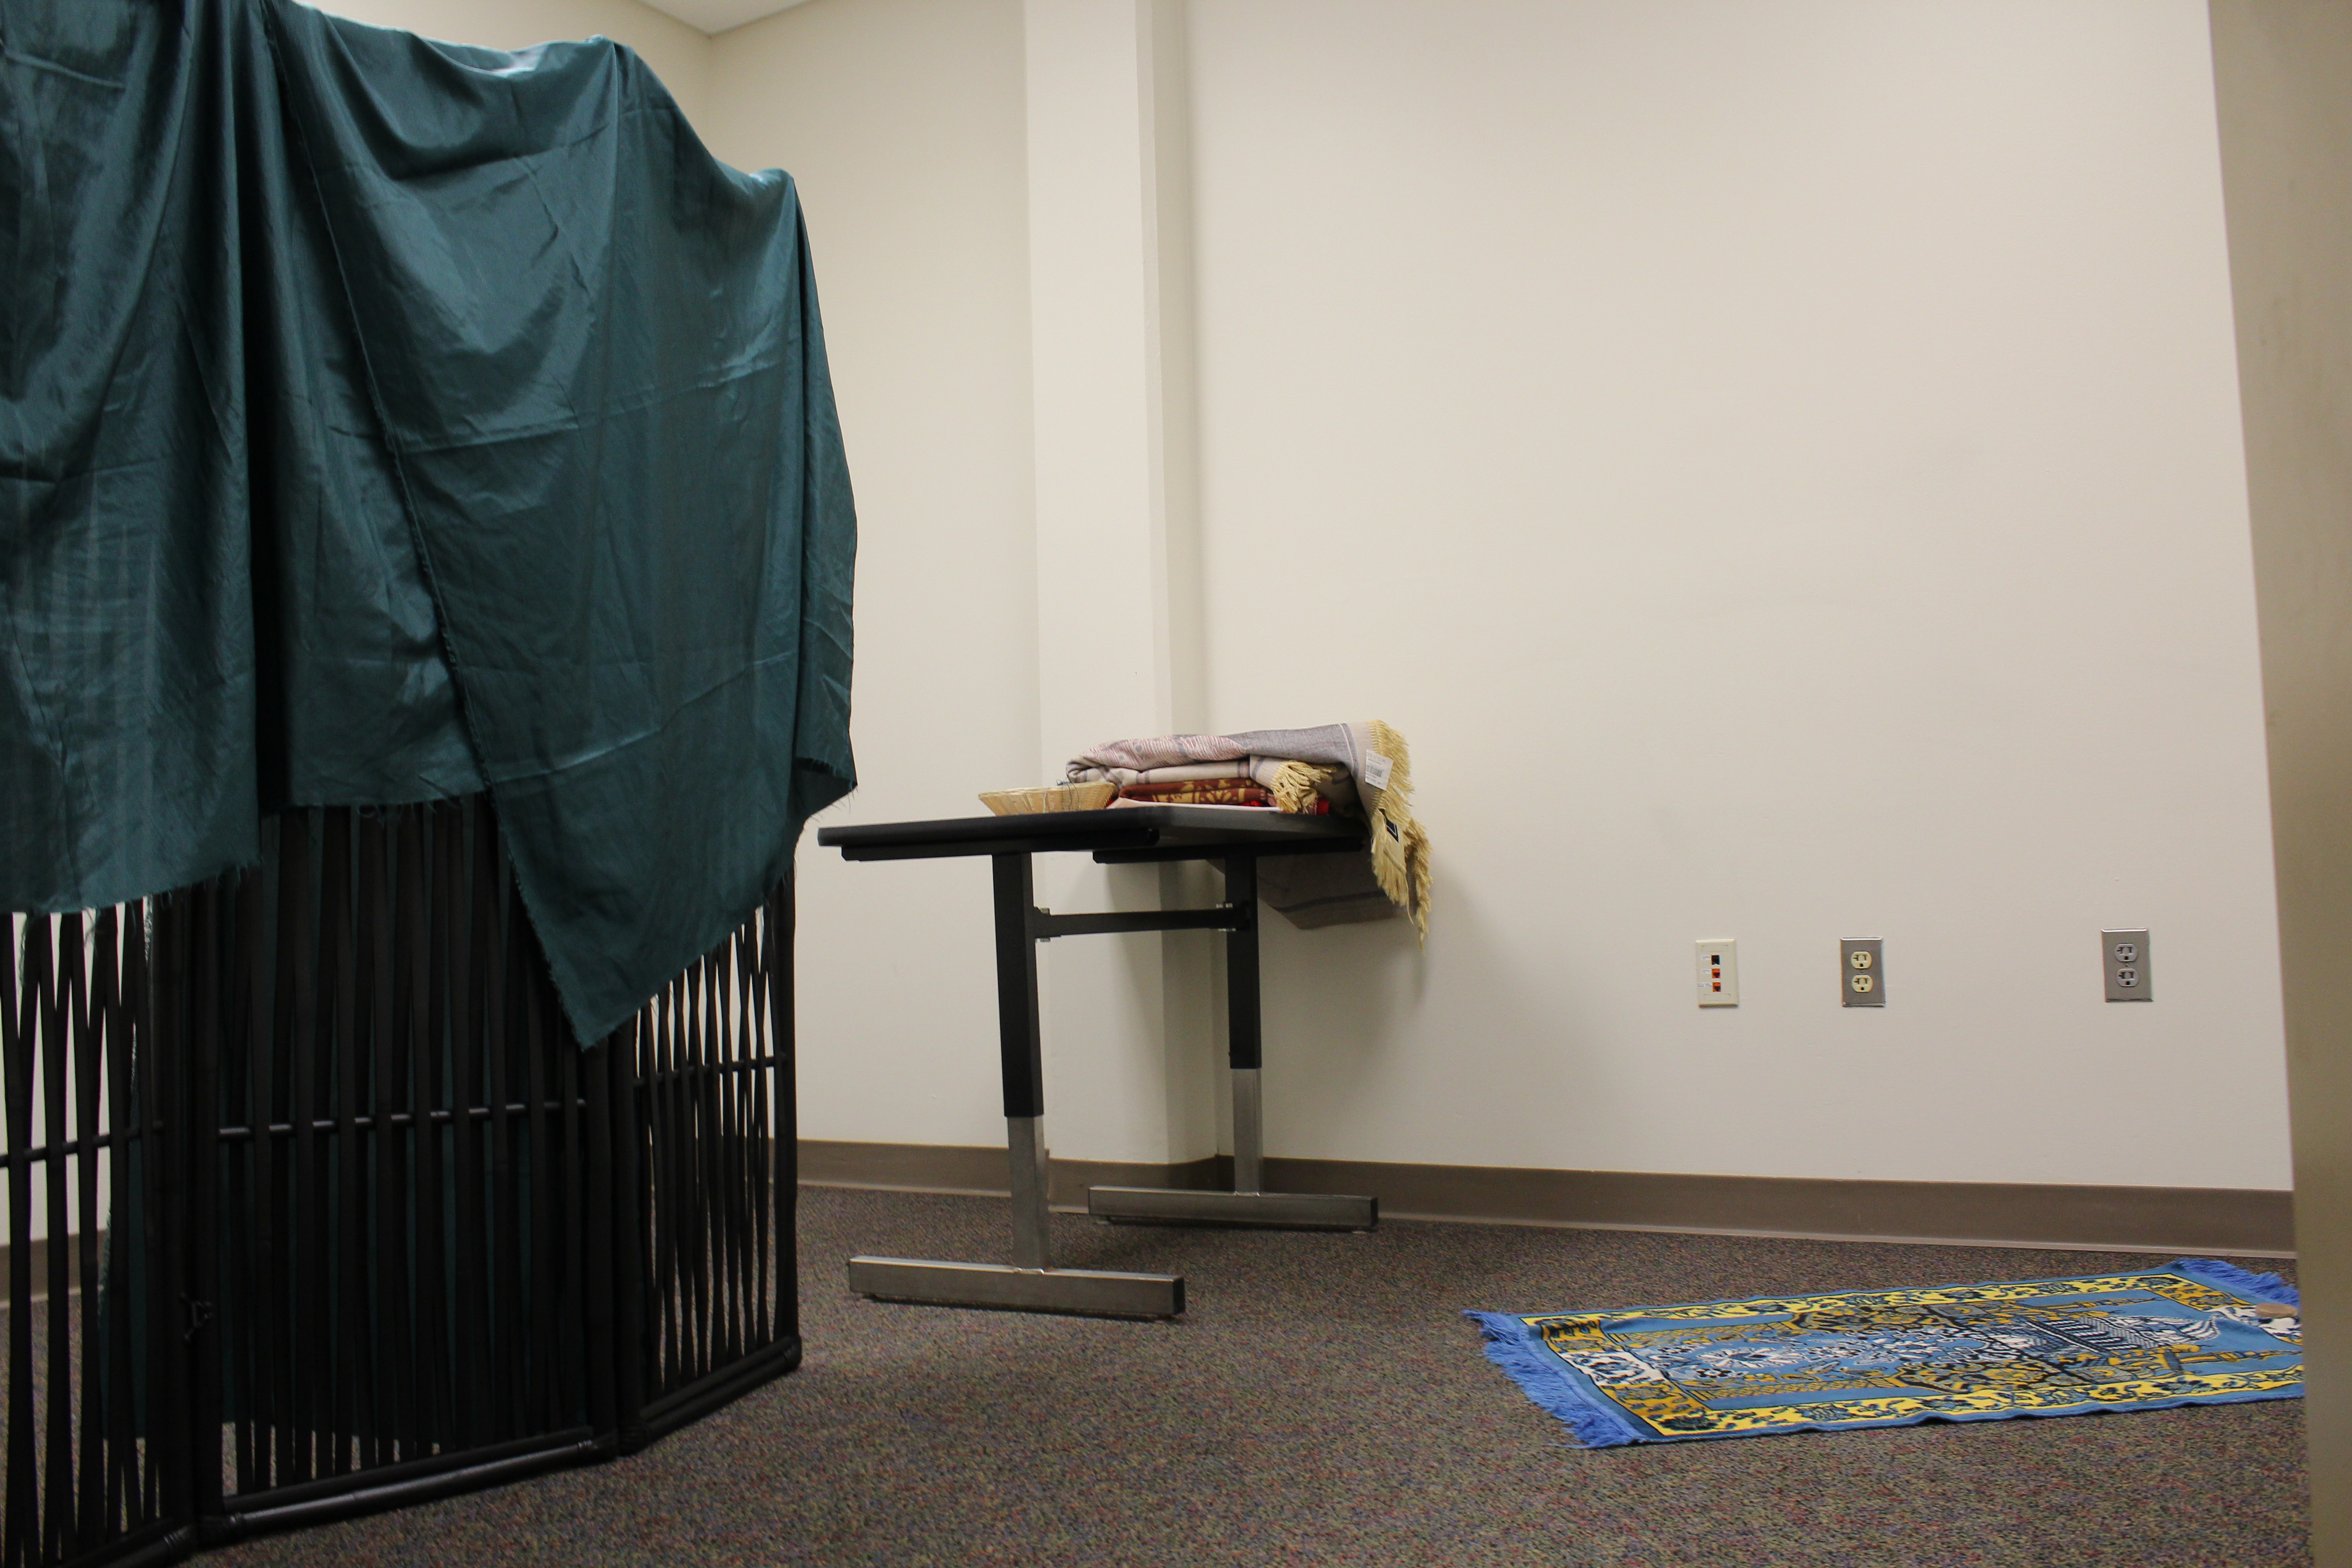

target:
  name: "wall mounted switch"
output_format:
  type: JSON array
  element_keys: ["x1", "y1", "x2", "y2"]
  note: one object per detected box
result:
[
  {"x1": 2103, "y1": 929, "x2": 2149, "y2": 1002},
  {"x1": 1696, "y1": 940, "x2": 1739, "y2": 1006},
  {"x1": 1841, "y1": 938, "x2": 1883, "y2": 1006}
]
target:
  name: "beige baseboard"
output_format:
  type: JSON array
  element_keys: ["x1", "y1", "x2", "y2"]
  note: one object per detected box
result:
[{"x1": 797, "y1": 1140, "x2": 2295, "y2": 1257}]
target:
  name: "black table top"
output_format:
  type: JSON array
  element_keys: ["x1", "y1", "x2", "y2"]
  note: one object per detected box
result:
[{"x1": 817, "y1": 806, "x2": 1367, "y2": 862}]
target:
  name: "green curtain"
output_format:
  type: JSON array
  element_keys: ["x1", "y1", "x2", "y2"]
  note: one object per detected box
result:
[{"x1": 1, "y1": 0, "x2": 856, "y2": 1041}]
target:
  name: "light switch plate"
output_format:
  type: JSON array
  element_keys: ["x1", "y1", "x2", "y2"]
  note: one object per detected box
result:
[
  {"x1": 2103, "y1": 929, "x2": 2149, "y2": 1002},
  {"x1": 1841, "y1": 938, "x2": 1883, "y2": 1006},
  {"x1": 1696, "y1": 940, "x2": 1738, "y2": 1006}
]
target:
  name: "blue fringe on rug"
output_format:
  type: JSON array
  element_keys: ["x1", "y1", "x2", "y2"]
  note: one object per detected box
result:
[
  {"x1": 1463, "y1": 1310, "x2": 1647, "y2": 1448},
  {"x1": 2172, "y1": 1256, "x2": 2300, "y2": 1308}
]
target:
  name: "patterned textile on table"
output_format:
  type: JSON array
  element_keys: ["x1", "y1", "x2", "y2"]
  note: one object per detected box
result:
[
  {"x1": 1068, "y1": 721, "x2": 1428, "y2": 934},
  {"x1": 1115, "y1": 779, "x2": 1279, "y2": 808},
  {"x1": 1467, "y1": 1259, "x2": 2302, "y2": 1447}
]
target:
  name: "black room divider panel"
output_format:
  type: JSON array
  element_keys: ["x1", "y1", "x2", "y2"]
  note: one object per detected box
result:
[{"x1": 1, "y1": 798, "x2": 796, "y2": 1568}]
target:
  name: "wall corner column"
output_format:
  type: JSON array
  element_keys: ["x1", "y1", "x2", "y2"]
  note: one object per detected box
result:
[{"x1": 1023, "y1": 0, "x2": 1213, "y2": 1168}]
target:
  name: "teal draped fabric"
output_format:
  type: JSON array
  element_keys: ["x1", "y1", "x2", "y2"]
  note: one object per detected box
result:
[{"x1": 1, "y1": 0, "x2": 857, "y2": 1040}]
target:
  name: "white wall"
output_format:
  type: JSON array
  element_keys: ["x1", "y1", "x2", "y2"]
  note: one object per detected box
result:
[
  {"x1": 1185, "y1": 0, "x2": 2288, "y2": 1188},
  {"x1": 702, "y1": 0, "x2": 1049, "y2": 1151},
  {"x1": 278, "y1": 0, "x2": 2295, "y2": 1193}
]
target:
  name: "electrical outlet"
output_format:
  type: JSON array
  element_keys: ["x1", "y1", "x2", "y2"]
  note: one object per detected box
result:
[
  {"x1": 2103, "y1": 929, "x2": 2150, "y2": 1002},
  {"x1": 1841, "y1": 938, "x2": 1883, "y2": 1006},
  {"x1": 1696, "y1": 940, "x2": 1739, "y2": 1006}
]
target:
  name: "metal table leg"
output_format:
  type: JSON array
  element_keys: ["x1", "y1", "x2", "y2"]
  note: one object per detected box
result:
[
  {"x1": 849, "y1": 851, "x2": 1186, "y2": 1317},
  {"x1": 1088, "y1": 850, "x2": 1378, "y2": 1231}
]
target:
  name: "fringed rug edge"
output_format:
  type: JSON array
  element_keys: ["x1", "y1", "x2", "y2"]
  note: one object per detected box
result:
[
  {"x1": 2171, "y1": 1256, "x2": 2299, "y2": 1308},
  {"x1": 1463, "y1": 1310, "x2": 1646, "y2": 1448}
]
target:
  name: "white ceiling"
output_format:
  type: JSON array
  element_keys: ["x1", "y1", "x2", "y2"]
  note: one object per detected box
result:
[{"x1": 638, "y1": 0, "x2": 809, "y2": 35}]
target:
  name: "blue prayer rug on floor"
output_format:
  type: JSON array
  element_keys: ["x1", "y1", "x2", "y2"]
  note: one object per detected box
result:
[{"x1": 1467, "y1": 1258, "x2": 2301, "y2": 1446}]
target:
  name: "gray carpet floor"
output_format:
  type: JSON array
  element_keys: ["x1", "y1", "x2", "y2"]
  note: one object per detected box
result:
[{"x1": 209, "y1": 1186, "x2": 2308, "y2": 1567}]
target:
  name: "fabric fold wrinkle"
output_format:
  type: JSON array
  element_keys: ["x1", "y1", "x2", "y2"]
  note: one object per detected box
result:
[{"x1": 0, "y1": 0, "x2": 857, "y2": 1044}]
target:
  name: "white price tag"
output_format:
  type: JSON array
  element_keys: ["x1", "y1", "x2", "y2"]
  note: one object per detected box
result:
[{"x1": 1361, "y1": 751, "x2": 1394, "y2": 791}]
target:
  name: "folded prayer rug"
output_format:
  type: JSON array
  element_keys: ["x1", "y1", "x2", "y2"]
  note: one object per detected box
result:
[
  {"x1": 1115, "y1": 779, "x2": 1280, "y2": 808},
  {"x1": 1067, "y1": 722, "x2": 1429, "y2": 934},
  {"x1": 1467, "y1": 1258, "x2": 2301, "y2": 1446}
]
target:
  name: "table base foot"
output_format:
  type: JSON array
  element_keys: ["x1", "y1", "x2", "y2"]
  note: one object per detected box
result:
[
  {"x1": 847, "y1": 1255, "x2": 1185, "y2": 1318},
  {"x1": 1085, "y1": 1186, "x2": 1379, "y2": 1231}
]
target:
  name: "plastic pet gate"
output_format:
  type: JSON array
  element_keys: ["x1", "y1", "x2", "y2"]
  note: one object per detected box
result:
[{"x1": 0, "y1": 797, "x2": 796, "y2": 1568}]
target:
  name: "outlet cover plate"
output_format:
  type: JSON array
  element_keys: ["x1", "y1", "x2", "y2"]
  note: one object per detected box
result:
[
  {"x1": 1841, "y1": 938, "x2": 1883, "y2": 1006},
  {"x1": 1697, "y1": 940, "x2": 1738, "y2": 1006},
  {"x1": 2103, "y1": 929, "x2": 2150, "y2": 1002}
]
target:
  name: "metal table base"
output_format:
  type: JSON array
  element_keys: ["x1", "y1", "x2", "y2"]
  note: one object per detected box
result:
[
  {"x1": 846, "y1": 1257, "x2": 1186, "y2": 1317},
  {"x1": 1083, "y1": 1187, "x2": 1376, "y2": 1230},
  {"x1": 846, "y1": 1112, "x2": 1184, "y2": 1318},
  {"x1": 819, "y1": 808, "x2": 1381, "y2": 1317},
  {"x1": 1088, "y1": 1063, "x2": 1377, "y2": 1230}
]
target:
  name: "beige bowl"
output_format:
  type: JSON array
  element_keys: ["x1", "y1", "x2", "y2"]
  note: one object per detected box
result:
[{"x1": 978, "y1": 782, "x2": 1118, "y2": 816}]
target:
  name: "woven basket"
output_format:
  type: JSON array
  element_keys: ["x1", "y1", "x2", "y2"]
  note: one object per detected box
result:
[{"x1": 978, "y1": 782, "x2": 1117, "y2": 816}]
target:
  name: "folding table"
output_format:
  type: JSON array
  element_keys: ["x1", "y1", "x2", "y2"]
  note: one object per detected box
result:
[{"x1": 816, "y1": 806, "x2": 1382, "y2": 1317}]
